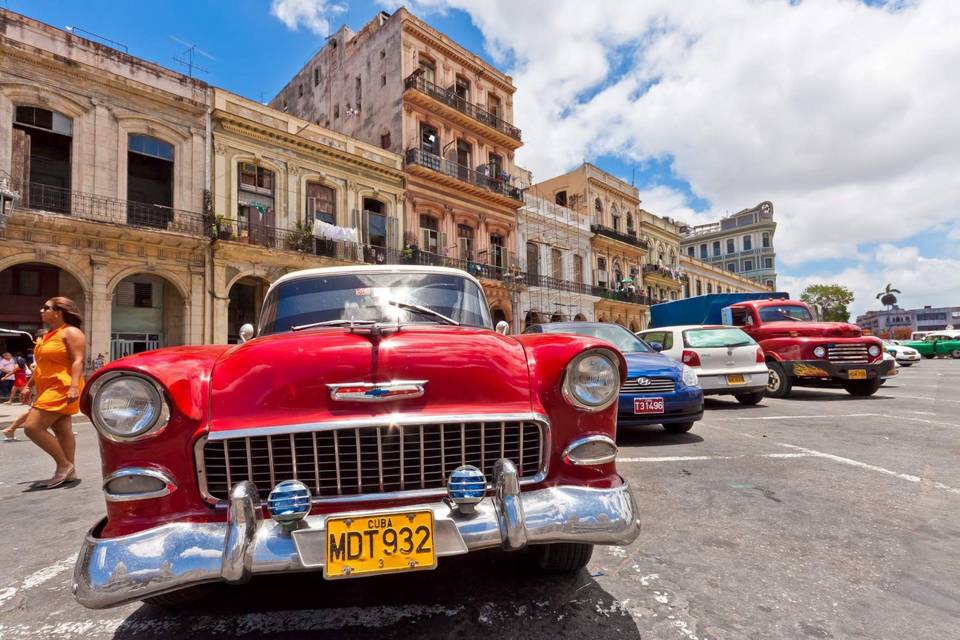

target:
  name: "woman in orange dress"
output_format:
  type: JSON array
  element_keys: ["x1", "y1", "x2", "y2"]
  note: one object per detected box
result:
[{"x1": 20, "y1": 296, "x2": 86, "y2": 488}]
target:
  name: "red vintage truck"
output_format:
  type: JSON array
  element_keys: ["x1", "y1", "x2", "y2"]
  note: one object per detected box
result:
[{"x1": 649, "y1": 294, "x2": 892, "y2": 398}]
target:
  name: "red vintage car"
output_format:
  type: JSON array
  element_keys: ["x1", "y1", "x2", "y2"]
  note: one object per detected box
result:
[{"x1": 73, "y1": 265, "x2": 640, "y2": 608}]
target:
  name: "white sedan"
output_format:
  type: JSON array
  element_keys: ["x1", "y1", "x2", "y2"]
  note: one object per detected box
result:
[
  {"x1": 637, "y1": 325, "x2": 769, "y2": 405},
  {"x1": 883, "y1": 340, "x2": 920, "y2": 366}
]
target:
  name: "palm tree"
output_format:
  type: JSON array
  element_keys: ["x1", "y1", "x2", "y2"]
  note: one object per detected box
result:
[{"x1": 875, "y1": 283, "x2": 901, "y2": 309}]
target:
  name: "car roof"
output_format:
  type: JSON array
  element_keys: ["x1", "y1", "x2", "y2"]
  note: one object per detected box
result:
[
  {"x1": 268, "y1": 265, "x2": 485, "y2": 293},
  {"x1": 639, "y1": 325, "x2": 732, "y2": 332},
  {"x1": 526, "y1": 322, "x2": 634, "y2": 333}
]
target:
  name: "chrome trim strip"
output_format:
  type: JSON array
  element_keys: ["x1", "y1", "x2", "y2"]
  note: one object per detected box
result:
[
  {"x1": 327, "y1": 380, "x2": 428, "y2": 403},
  {"x1": 562, "y1": 435, "x2": 618, "y2": 466},
  {"x1": 102, "y1": 466, "x2": 178, "y2": 502}
]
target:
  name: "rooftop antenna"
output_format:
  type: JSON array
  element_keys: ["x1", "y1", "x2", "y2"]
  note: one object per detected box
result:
[
  {"x1": 170, "y1": 36, "x2": 214, "y2": 78},
  {"x1": 64, "y1": 25, "x2": 128, "y2": 53}
]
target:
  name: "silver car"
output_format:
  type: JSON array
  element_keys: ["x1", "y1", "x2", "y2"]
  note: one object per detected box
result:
[{"x1": 638, "y1": 325, "x2": 769, "y2": 405}]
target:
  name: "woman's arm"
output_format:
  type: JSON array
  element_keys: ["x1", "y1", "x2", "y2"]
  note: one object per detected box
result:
[{"x1": 63, "y1": 327, "x2": 87, "y2": 401}]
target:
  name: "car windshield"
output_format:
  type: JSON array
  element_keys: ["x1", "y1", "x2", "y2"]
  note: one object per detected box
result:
[
  {"x1": 534, "y1": 323, "x2": 652, "y2": 353},
  {"x1": 258, "y1": 272, "x2": 492, "y2": 334},
  {"x1": 758, "y1": 305, "x2": 813, "y2": 322},
  {"x1": 683, "y1": 327, "x2": 755, "y2": 348}
]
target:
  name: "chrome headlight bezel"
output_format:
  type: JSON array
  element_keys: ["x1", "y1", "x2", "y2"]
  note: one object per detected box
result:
[
  {"x1": 867, "y1": 344, "x2": 881, "y2": 358},
  {"x1": 562, "y1": 435, "x2": 619, "y2": 466},
  {"x1": 561, "y1": 349, "x2": 621, "y2": 412},
  {"x1": 89, "y1": 371, "x2": 170, "y2": 443},
  {"x1": 680, "y1": 363, "x2": 699, "y2": 387},
  {"x1": 813, "y1": 345, "x2": 827, "y2": 359}
]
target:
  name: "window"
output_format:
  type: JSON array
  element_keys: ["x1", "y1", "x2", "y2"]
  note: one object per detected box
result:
[
  {"x1": 298, "y1": 84, "x2": 303, "y2": 98},
  {"x1": 129, "y1": 135, "x2": 174, "y2": 161},
  {"x1": 418, "y1": 56, "x2": 436, "y2": 84},
  {"x1": 420, "y1": 123, "x2": 439, "y2": 155},
  {"x1": 14, "y1": 106, "x2": 73, "y2": 203},
  {"x1": 456, "y1": 139, "x2": 471, "y2": 170},
  {"x1": 573, "y1": 254, "x2": 583, "y2": 284},
  {"x1": 127, "y1": 135, "x2": 174, "y2": 226},
  {"x1": 381, "y1": 73, "x2": 387, "y2": 87},
  {"x1": 555, "y1": 190, "x2": 567, "y2": 206},
  {"x1": 744, "y1": 260, "x2": 753, "y2": 272},
  {"x1": 355, "y1": 77, "x2": 362, "y2": 112},
  {"x1": 282, "y1": 100, "x2": 288, "y2": 112},
  {"x1": 743, "y1": 235, "x2": 752, "y2": 251},
  {"x1": 764, "y1": 257, "x2": 773, "y2": 268},
  {"x1": 134, "y1": 282, "x2": 153, "y2": 308},
  {"x1": 488, "y1": 94, "x2": 502, "y2": 119},
  {"x1": 612, "y1": 214, "x2": 621, "y2": 231},
  {"x1": 596, "y1": 256, "x2": 607, "y2": 287},
  {"x1": 490, "y1": 234, "x2": 505, "y2": 267},
  {"x1": 314, "y1": 68, "x2": 320, "y2": 86},
  {"x1": 687, "y1": 246, "x2": 695, "y2": 257},
  {"x1": 713, "y1": 241, "x2": 721, "y2": 257},
  {"x1": 420, "y1": 215, "x2": 440, "y2": 253},
  {"x1": 454, "y1": 75, "x2": 470, "y2": 102},
  {"x1": 727, "y1": 239, "x2": 735, "y2": 254},
  {"x1": 457, "y1": 224, "x2": 474, "y2": 260},
  {"x1": 707, "y1": 283, "x2": 713, "y2": 294},
  {"x1": 527, "y1": 242, "x2": 540, "y2": 277},
  {"x1": 17, "y1": 270, "x2": 40, "y2": 296},
  {"x1": 696, "y1": 280, "x2": 702, "y2": 296},
  {"x1": 594, "y1": 197, "x2": 603, "y2": 213},
  {"x1": 627, "y1": 213, "x2": 634, "y2": 232},
  {"x1": 306, "y1": 182, "x2": 335, "y2": 225},
  {"x1": 766, "y1": 280, "x2": 774, "y2": 289},
  {"x1": 551, "y1": 248, "x2": 562, "y2": 279},
  {"x1": 238, "y1": 164, "x2": 276, "y2": 238},
  {"x1": 488, "y1": 152, "x2": 503, "y2": 179},
  {"x1": 762, "y1": 232, "x2": 770, "y2": 248},
  {"x1": 700, "y1": 244, "x2": 707, "y2": 259},
  {"x1": 727, "y1": 263, "x2": 737, "y2": 272},
  {"x1": 14, "y1": 106, "x2": 72, "y2": 135},
  {"x1": 380, "y1": 132, "x2": 391, "y2": 150},
  {"x1": 363, "y1": 198, "x2": 387, "y2": 248}
]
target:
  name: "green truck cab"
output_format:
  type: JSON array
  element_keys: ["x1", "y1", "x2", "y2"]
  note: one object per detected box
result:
[{"x1": 901, "y1": 331, "x2": 960, "y2": 359}]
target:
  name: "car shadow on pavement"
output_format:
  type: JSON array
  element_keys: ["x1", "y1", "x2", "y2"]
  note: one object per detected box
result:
[
  {"x1": 701, "y1": 397, "x2": 768, "y2": 411},
  {"x1": 110, "y1": 549, "x2": 642, "y2": 639},
  {"x1": 616, "y1": 427, "x2": 704, "y2": 447},
  {"x1": 783, "y1": 389, "x2": 897, "y2": 401}
]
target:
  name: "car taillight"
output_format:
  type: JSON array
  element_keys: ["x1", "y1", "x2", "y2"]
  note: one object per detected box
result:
[
  {"x1": 756, "y1": 347, "x2": 765, "y2": 363},
  {"x1": 681, "y1": 350, "x2": 701, "y2": 366}
]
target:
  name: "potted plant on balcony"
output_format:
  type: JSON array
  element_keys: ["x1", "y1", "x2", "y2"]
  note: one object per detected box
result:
[
  {"x1": 211, "y1": 215, "x2": 234, "y2": 241},
  {"x1": 286, "y1": 220, "x2": 314, "y2": 252}
]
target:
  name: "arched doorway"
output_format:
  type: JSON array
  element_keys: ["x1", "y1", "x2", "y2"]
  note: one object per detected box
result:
[
  {"x1": 550, "y1": 313, "x2": 563, "y2": 322},
  {"x1": 574, "y1": 313, "x2": 587, "y2": 321},
  {"x1": 228, "y1": 276, "x2": 270, "y2": 343},
  {"x1": 110, "y1": 273, "x2": 185, "y2": 359},
  {"x1": 0, "y1": 262, "x2": 85, "y2": 355}
]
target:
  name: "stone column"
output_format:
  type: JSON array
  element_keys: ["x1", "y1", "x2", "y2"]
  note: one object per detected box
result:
[
  {"x1": 211, "y1": 259, "x2": 230, "y2": 344},
  {"x1": 188, "y1": 263, "x2": 205, "y2": 345},
  {"x1": 89, "y1": 255, "x2": 112, "y2": 362}
]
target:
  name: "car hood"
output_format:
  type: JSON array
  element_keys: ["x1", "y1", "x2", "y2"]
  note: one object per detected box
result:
[
  {"x1": 207, "y1": 327, "x2": 532, "y2": 432},
  {"x1": 757, "y1": 321, "x2": 863, "y2": 338},
  {"x1": 622, "y1": 351, "x2": 682, "y2": 379}
]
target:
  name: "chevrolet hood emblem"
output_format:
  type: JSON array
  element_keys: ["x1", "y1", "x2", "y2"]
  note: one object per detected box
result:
[{"x1": 327, "y1": 381, "x2": 428, "y2": 402}]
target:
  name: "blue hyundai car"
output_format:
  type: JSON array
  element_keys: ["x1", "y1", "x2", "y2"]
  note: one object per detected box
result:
[{"x1": 524, "y1": 322, "x2": 704, "y2": 433}]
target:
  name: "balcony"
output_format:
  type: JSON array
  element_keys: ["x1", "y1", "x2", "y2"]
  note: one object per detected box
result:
[
  {"x1": 12, "y1": 182, "x2": 209, "y2": 237},
  {"x1": 404, "y1": 73, "x2": 521, "y2": 143},
  {"x1": 590, "y1": 224, "x2": 650, "y2": 251},
  {"x1": 405, "y1": 148, "x2": 525, "y2": 202},
  {"x1": 642, "y1": 263, "x2": 683, "y2": 283},
  {"x1": 524, "y1": 272, "x2": 594, "y2": 295},
  {"x1": 592, "y1": 286, "x2": 655, "y2": 306}
]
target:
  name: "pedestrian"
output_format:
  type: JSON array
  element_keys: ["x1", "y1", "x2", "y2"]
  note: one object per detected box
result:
[
  {"x1": 93, "y1": 353, "x2": 105, "y2": 370},
  {"x1": 3, "y1": 410, "x2": 29, "y2": 441},
  {"x1": 5, "y1": 354, "x2": 28, "y2": 404},
  {"x1": 0, "y1": 351, "x2": 14, "y2": 401},
  {"x1": 18, "y1": 297, "x2": 86, "y2": 488}
]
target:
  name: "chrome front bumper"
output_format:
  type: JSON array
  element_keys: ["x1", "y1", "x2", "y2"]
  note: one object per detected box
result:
[{"x1": 74, "y1": 462, "x2": 640, "y2": 609}]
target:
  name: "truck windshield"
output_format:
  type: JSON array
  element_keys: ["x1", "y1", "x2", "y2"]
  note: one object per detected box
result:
[
  {"x1": 258, "y1": 272, "x2": 492, "y2": 335},
  {"x1": 683, "y1": 328, "x2": 755, "y2": 348},
  {"x1": 758, "y1": 305, "x2": 813, "y2": 322}
]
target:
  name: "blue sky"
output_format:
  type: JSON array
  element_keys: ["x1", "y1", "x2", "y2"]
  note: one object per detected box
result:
[{"x1": 9, "y1": 1, "x2": 959, "y2": 314}]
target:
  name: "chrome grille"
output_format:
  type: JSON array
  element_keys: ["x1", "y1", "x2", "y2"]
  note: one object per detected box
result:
[
  {"x1": 200, "y1": 420, "x2": 545, "y2": 502},
  {"x1": 826, "y1": 344, "x2": 869, "y2": 363},
  {"x1": 621, "y1": 377, "x2": 676, "y2": 394}
]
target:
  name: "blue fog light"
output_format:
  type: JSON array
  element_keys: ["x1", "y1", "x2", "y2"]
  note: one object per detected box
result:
[
  {"x1": 267, "y1": 480, "x2": 312, "y2": 525},
  {"x1": 447, "y1": 465, "x2": 487, "y2": 513}
]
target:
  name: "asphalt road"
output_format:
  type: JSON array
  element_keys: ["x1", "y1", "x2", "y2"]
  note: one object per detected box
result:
[{"x1": 0, "y1": 360, "x2": 958, "y2": 639}]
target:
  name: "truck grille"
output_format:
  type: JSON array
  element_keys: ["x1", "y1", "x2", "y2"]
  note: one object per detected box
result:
[
  {"x1": 826, "y1": 344, "x2": 869, "y2": 363},
  {"x1": 621, "y1": 377, "x2": 676, "y2": 394},
  {"x1": 200, "y1": 419, "x2": 545, "y2": 502}
]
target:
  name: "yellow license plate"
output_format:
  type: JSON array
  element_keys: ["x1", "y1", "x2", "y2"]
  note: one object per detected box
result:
[
  {"x1": 726, "y1": 374, "x2": 746, "y2": 385},
  {"x1": 324, "y1": 510, "x2": 436, "y2": 579},
  {"x1": 848, "y1": 369, "x2": 867, "y2": 379}
]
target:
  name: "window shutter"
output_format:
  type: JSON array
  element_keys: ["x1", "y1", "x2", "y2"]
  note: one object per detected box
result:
[{"x1": 116, "y1": 281, "x2": 135, "y2": 306}]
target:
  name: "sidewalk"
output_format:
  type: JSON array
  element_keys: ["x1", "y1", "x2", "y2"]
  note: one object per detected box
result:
[{"x1": 0, "y1": 401, "x2": 30, "y2": 426}]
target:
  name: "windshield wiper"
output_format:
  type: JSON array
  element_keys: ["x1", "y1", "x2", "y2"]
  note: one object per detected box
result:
[
  {"x1": 290, "y1": 319, "x2": 378, "y2": 332},
  {"x1": 387, "y1": 300, "x2": 459, "y2": 326}
]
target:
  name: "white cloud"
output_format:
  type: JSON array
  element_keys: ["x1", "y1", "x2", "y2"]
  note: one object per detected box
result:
[
  {"x1": 271, "y1": 0, "x2": 346, "y2": 36},
  {"x1": 384, "y1": 0, "x2": 960, "y2": 272}
]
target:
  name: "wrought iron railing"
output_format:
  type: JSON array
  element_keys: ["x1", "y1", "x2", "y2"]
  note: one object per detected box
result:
[
  {"x1": 642, "y1": 263, "x2": 683, "y2": 282},
  {"x1": 591, "y1": 286, "x2": 655, "y2": 305},
  {"x1": 15, "y1": 182, "x2": 209, "y2": 237},
  {"x1": 405, "y1": 148, "x2": 525, "y2": 201},
  {"x1": 404, "y1": 73, "x2": 522, "y2": 141},
  {"x1": 589, "y1": 224, "x2": 650, "y2": 251}
]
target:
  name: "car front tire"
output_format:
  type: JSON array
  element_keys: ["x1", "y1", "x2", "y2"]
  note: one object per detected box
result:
[
  {"x1": 842, "y1": 378, "x2": 882, "y2": 396},
  {"x1": 534, "y1": 543, "x2": 594, "y2": 572},
  {"x1": 765, "y1": 361, "x2": 792, "y2": 398},
  {"x1": 734, "y1": 391, "x2": 765, "y2": 405}
]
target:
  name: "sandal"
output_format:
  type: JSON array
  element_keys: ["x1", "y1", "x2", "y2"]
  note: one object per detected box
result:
[{"x1": 46, "y1": 465, "x2": 75, "y2": 489}]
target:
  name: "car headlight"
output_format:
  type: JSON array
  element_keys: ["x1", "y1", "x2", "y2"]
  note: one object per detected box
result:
[
  {"x1": 562, "y1": 350, "x2": 620, "y2": 411},
  {"x1": 813, "y1": 346, "x2": 827, "y2": 359},
  {"x1": 91, "y1": 373, "x2": 169, "y2": 441},
  {"x1": 868, "y1": 345, "x2": 881, "y2": 357},
  {"x1": 681, "y1": 363, "x2": 699, "y2": 387}
]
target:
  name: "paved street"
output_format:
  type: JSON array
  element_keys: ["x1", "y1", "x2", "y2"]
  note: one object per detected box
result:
[{"x1": 0, "y1": 361, "x2": 957, "y2": 639}]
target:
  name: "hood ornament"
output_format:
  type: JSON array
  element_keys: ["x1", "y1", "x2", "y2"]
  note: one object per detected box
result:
[{"x1": 327, "y1": 381, "x2": 428, "y2": 403}]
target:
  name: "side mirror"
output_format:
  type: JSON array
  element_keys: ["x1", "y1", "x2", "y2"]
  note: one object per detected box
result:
[
  {"x1": 649, "y1": 341, "x2": 663, "y2": 352},
  {"x1": 495, "y1": 320, "x2": 510, "y2": 335},
  {"x1": 239, "y1": 323, "x2": 255, "y2": 343}
]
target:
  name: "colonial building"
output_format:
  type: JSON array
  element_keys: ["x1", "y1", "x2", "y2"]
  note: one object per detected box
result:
[
  {"x1": 530, "y1": 163, "x2": 650, "y2": 331},
  {"x1": 516, "y1": 192, "x2": 599, "y2": 328},
  {"x1": 678, "y1": 201, "x2": 778, "y2": 290},
  {"x1": 271, "y1": 8, "x2": 526, "y2": 325},
  {"x1": 680, "y1": 254, "x2": 772, "y2": 298},
  {"x1": 0, "y1": 11, "x2": 404, "y2": 361},
  {"x1": 637, "y1": 210, "x2": 685, "y2": 304},
  {"x1": 856, "y1": 305, "x2": 960, "y2": 337}
]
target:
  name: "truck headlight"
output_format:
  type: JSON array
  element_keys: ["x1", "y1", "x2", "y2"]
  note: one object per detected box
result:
[
  {"x1": 813, "y1": 346, "x2": 827, "y2": 359},
  {"x1": 562, "y1": 350, "x2": 620, "y2": 411},
  {"x1": 868, "y1": 345, "x2": 881, "y2": 357},
  {"x1": 681, "y1": 364, "x2": 699, "y2": 387},
  {"x1": 91, "y1": 373, "x2": 169, "y2": 441}
]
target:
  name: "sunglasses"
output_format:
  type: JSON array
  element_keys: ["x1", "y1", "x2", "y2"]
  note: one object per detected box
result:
[{"x1": 41, "y1": 304, "x2": 59, "y2": 312}]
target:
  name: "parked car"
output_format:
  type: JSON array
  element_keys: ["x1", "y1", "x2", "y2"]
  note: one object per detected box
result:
[
  {"x1": 524, "y1": 322, "x2": 704, "y2": 434},
  {"x1": 883, "y1": 340, "x2": 921, "y2": 366},
  {"x1": 880, "y1": 351, "x2": 900, "y2": 385},
  {"x1": 637, "y1": 325, "x2": 768, "y2": 405},
  {"x1": 74, "y1": 266, "x2": 640, "y2": 609},
  {"x1": 901, "y1": 331, "x2": 960, "y2": 359}
]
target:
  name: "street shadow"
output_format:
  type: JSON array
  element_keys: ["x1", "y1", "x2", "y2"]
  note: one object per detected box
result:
[
  {"x1": 20, "y1": 478, "x2": 82, "y2": 492},
  {"x1": 616, "y1": 427, "x2": 704, "y2": 447},
  {"x1": 701, "y1": 397, "x2": 769, "y2": 411},
  {"x1": 110, "y1": 549, "x2": 642, "y2": 639},
  {"x1": 785, "y1": 389, "x2": 896, "y2": 402}
]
